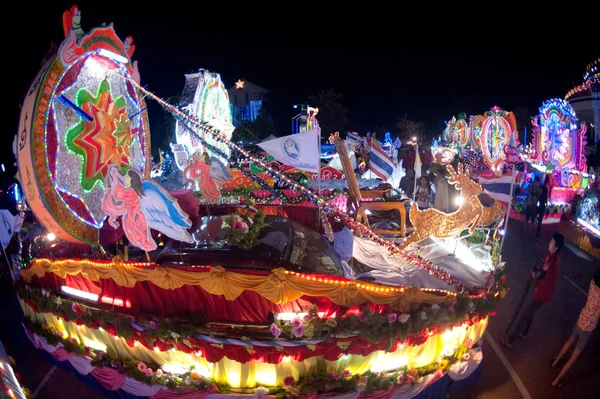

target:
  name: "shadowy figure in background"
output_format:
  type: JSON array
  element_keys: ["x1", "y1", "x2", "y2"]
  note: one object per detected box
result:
[
  {"x1": 524, "y1": 176, "x2": 541, "y2": 235},
  {"x1": 535, "y1": 176, "x2": 549, "y2": 240},
  {"x1": 550, "y1": 267, "x2": 600, "y2": 388},
  {"x1": 502, "y1": 233, "x2": 564, "y2": 346}
]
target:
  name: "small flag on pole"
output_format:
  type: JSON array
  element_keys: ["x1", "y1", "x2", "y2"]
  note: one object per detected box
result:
[
  {"x1": 414, "y1": 149, "x2": 422, "y2": 178},
  {"x1": 258, "y1": 130, "x2": 320, "y2": 173},
  {"x1": 369, "y1": 137, "x2": 395, "y2": 180}
]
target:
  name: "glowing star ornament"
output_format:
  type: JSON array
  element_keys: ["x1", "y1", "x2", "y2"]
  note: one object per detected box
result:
[
  {"x1": 66, "y1": 79, "x2": 135, "y2": 191},
  {"x1": 235, "y1": 79, "x2": 245, "y2": 89}
]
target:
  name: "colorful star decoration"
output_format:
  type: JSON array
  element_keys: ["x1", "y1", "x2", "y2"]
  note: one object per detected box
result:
[
  {"x1": 65, "y1": 79, "x2": 136, "y2": 191},
  {"x1": 235, "y1": 79, "x2": 245, "y2": 89}
]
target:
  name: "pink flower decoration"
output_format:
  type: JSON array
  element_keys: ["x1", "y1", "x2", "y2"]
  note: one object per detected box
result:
[
  {"x1": 358, "y1": 312, "x2": 367, "y2": 322},
  {"x1": 387, "y1": 313, "x2": 398, "y2": 323},
  {"x1": 303, "y1": 314, "x2": 312, "y2": 323},
  {"x1": 342, "y1": 370, "x2": 351, "y2": 378},
  {"x1": 208, "y1": 384, "x2": 219, "y2": 393},
  {"x1": 431, "y1": 368, "x2": 444, "y2": 382},
  {"x1": 270, "y1": 323, "x2": 282, "y2": 338},
  {"x1": 283, "y1": 376, "x2": 295, "y2": 386},
  {"x1": 292, "y1": 324, "x2": 306, "y2": 338},
  {"x1": 145, "y1": 368, "x2": 153, "y2": 377},
  {"x1": 149, "y1": 321, "x2": 157, "y2": 330},
  {"x1": 465, "y1": 339, "x2": 474, "y2": 348},
  {"x1": 137, "y1": 362, "x2": 147, "y2": 372},
  {"x1": 448, "y1": 305, "x2": 455, "y2": 313},
  {"x1": 291, "y1": 318, "x2": 304, "y2": 328},
  {"x1": 331, "y1": 372, "x2": 340, "y2": 380},
  {"x1": 398, "y1": 313, "x2": 410, "y2": 323},
  {"x1": 396, "y1": 374, "x2": 405, "y2": 385},
  {"x1": 232, "y1": 220, "x2": 249, "y2": 232},
  {"x1": 359, "y1": 376, "x2": 368, "y2": 385}
]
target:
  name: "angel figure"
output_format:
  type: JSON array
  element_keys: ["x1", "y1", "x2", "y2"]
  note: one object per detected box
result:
[
  {"x1": 102, "y1": 165, "x2": 193, "y2": 251},
  {"x1": 183, "y1": 151, "x2": 232, "y2": 204}
]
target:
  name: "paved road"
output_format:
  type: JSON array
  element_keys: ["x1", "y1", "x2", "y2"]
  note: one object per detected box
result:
[{"x1": 1, "y1": 219, "x2": 598, "y2": 398}]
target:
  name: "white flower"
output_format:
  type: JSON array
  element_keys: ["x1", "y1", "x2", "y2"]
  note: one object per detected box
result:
[
  {"x1": 185, "y1": 377, "x2": 192, "y2": 385},
  {"x1": 431, "y1": 304, "x2": 440, "y2": 314},
  {"x1": 254, "y1": 387, "x2": 270, "y2": 398},
  {"x1": 170, "y1": 332, "x2": 180, "y2": 339},
  {"x1": 155, "y1": 369, "x2": 164, "y2": 377},
  {"x1": 420, "y1": 311, "x2": 427, "y2": 320}
]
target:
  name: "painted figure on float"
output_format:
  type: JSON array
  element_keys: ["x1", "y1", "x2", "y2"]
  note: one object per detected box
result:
[
  {"x1": 103, "y1": 165, "x2": 193, "y2": 250},
  {"x1": 183, "y1": 151, "x2": 232, "y2": 204}
]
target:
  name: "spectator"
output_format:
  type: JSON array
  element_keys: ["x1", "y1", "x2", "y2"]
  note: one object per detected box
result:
[
  {"x1": 550, "y1": 267, "x2": 600, "y2": 387},
  {"x1": 502, "y1": 233, "x2": 564, "y2": 346}
]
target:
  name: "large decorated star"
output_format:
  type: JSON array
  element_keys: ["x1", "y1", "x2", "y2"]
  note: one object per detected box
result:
[{"x1": 65, "y1": 79, "x2": 134, "y2": 191}]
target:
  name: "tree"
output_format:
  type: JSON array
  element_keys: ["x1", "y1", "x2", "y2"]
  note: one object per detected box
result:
[
  {"x1": 307, "y1": 89, "x2": 349, "y2": 135},
  {"x1": 396, "y1": 114, "x2": 424, "y2": 141},
  {"x1": 514, "y1": 106, "x2": 532, "y2": 144}
]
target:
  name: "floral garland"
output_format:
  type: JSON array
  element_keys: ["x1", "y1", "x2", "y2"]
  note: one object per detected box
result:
[
  {"x1": 223, "y1": 197, "x2": 268, "y2": 250},
  {"x1": 220, "y1": 187, "x2": 346, "y2": 206},
  {"x1": 271, "y1": 298, "x2": 494, "y2": 348},
  {"x1": 19, "y1": 282, "x2": 496, "y2": 364},
  {"x1": 273, "y1": 341, "x2": 476, "y2": 398},
  {"x1": 24, "y1": 318, "x2": 480, "y2": 397},
  {"x1": 23, "y1": 320, "x2": 226, "y2": 393},
  {"x1": 17, "y1": 283, "x2": 207, "y2": 345}
]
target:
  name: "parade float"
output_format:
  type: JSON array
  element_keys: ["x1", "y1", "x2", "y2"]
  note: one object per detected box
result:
[
  {"x1": 515, "y1": 98, "x2": 595, "y2": 225},
  {"x1": 13, "y1": 6, "x2": 507, "y2": 399}
]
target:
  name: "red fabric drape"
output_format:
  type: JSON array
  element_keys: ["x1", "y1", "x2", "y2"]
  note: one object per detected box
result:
[{"x1": 29, "y1": 273, "x2": 341, "y2": 322}]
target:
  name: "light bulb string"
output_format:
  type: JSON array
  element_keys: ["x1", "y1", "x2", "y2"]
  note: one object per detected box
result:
[{"x1": 111, "y1": 69, "x2": 478, "y2": 293}]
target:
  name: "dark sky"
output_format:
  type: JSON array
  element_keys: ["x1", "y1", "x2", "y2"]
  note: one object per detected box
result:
[{"x1": 3, "y1": 1, "x2": 597, "y2": 176}]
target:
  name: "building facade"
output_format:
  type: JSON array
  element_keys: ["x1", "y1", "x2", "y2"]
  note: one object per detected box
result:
[{"x1": 229, "y1": 79, "x2": 268, "y2": 124}]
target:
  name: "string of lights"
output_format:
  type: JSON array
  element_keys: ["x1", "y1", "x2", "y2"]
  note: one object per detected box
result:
[{"x1": 111, "y1": 69, "x2": 481, "y2": 294}]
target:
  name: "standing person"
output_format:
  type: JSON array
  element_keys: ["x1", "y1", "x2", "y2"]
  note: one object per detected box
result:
[
  {"x1": 415, "y1": 177, "x2": 432, "y2": 209},
  {"x1": 525, "y1": 177, "x2": 542, "y2": 235},
  {"x1": 535, "y1": 178, "x2": 549, "y2": 239},
  {"x1": 550, "y1": 267, "x2": 600, "y2": 387},
  {"x1": 502, "y1": 233, "x2": 565, "y2": 346},
  {"x1": 433, "y1": 169, "x2": 450, "y2": 213}
]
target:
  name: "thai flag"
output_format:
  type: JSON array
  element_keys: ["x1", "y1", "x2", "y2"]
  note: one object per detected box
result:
[
  {"x1": 369, "y1": 137, "x2": 395, "y2": 180},
  {"x1": 478, "y1": 173, "x2": 514, "y2": 205},
  {"x1": 347, "y1": 131, "x2": 360, "y2": 143}
]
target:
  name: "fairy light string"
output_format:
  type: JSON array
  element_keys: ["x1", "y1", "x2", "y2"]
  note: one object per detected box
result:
[{"x1": 113, "y1": 69, "x2": 482, "y2": 294}]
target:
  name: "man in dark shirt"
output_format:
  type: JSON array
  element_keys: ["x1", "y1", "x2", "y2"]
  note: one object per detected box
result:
[
  {"x1": 536, "y1": 182, "x2": 549, "y2": 239},
  {"x1": 502, "y1": 233, "x2": 564, "y2": 346}
]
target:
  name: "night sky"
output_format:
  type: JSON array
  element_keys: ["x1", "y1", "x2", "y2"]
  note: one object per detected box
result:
[{"x1": 3, "y1": 1, "x2": 597, "y2": 178}]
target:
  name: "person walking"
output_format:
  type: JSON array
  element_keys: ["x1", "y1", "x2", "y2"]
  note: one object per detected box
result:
[
  {"x1": 550, "y1": 267, "x2": 600, "y2": 387},
  {"x1": 502, "y1": 233, "x2": 565, "y2": 346}
]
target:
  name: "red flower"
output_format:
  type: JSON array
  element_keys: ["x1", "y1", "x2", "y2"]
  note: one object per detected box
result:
[{"x1": 283, "y1": 376, "x2": 295, "y2": 386}]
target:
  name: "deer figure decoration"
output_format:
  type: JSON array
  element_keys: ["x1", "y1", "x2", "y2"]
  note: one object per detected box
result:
[{"x1": 401, "y1": 163, "x2": 486, "y2": 249}]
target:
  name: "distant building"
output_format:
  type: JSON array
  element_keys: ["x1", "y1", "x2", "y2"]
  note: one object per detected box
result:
[
  {"x1": 566, "y1": 58, "x2": 599, "y2": 147},
  {"x1": 229, "y1": 79, "x2": 268, "y2": 124}
]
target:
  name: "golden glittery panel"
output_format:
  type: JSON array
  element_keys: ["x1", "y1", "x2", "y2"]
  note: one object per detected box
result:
[
  {"x1": 32, "y1": 60, "x2": 98, "y2": 244},
  {"x1": 402, "y1": 163, "x2": 489, "y2": 248}
]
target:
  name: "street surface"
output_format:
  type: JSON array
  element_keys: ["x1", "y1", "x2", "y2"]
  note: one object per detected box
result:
[{"x1": 0, "y1": 219, "x2": 598, "y2": 398}]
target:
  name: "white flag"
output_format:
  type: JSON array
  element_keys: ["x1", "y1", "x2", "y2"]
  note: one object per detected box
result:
[{"x1": 258, "y1": 130, "x2": 320, "y2": 173}]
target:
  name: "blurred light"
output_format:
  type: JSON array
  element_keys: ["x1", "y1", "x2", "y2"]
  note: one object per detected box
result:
[
  {"x1": 412, "y1": 136, "x2": 417, "y2": 141},
  {"x1": 293, "y1": 105, "x2": 298, "y2": 109},
  {"x1": 61, "y1": 285, "x2": 99, "y2": 301},
  {"x1": 499, "y1": 229, "x2": 505, "y2": 236},
  {"x1": 455, "y1": 196, "x2": 464, "y2": 206},
  {"x1": 47, "y1": 233, "x2": 56, "y2": 241},
  {"x1": 97, "y1": 49, "x2": 128, "y2": 64}
]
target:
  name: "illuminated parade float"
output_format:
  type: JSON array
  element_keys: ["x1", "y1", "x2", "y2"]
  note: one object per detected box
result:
[{"x1": 13, "y1": 6, "x2": 509, "y2": 399}]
